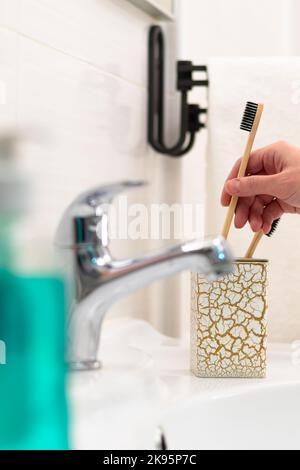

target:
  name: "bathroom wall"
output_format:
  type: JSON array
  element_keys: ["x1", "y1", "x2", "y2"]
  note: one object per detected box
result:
[
  {"x1": 0, "y1": 0, "x2": 191, "y2": 337},
  {"x1": 2, "y1": 0, "x2": 299, "y2": 343},
  {"x1": 178, "y1": 0, "x2": 300, "y2": 343}
]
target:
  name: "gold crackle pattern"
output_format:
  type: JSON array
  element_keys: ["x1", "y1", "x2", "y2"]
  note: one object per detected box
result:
[{"x1": 191, "y1": 260, "x2": 268, "y2": 378}]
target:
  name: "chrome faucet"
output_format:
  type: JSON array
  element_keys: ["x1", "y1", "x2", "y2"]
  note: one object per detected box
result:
[{"x1": 55, "y1": 181, "x2": 233, "y2": 371}]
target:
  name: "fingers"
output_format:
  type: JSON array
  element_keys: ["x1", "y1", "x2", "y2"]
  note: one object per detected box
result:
[
  {"x1": 261, "y1": 200, "x2": 284, "y2": 234},
  {"x1": 244, "y1": 142, "x2": 279, "y2": 175},
  {"x1": 232, "y1": 194, "x2": 281, "y2": 233},
  {"x1": 220, "y1": 151, "x2": 269, "y2": 206},
  {"x1": 241, "y1": 141, "x2": 288, "y2": 175},
  {"x1": 225, "y1": 174, "x2": 281, "y2": 198},
  {"x1": 221, "y1": 141, "x2": 293, "y2": 231},
  {"x1": 221, "y1": 141, "x2": 287, "y2": 206},
  {"x1": 221, "y1": 190, "x2": 232, "y2": 207},
  {"x1": 234, "y1": 197, "x2": 253, "y2": 229},
  {"x1": 221, "y1": 158, "x2": 242, "y2": 206},
  {"x1": 248, "y1": 197, "x2": 265, "y2": 232}
]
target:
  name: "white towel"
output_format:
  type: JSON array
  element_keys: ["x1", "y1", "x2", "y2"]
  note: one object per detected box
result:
[{"x1": 206, "y1": 57, "x2": 300, "y2": 342}]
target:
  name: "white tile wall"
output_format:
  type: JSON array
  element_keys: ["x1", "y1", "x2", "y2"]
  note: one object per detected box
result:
[
  {"x1": 3, "y1": 0, "x2": 299, "y2": 342},
  {"x1": 18, "y1": 0, "x2": 150, "y2": 86},
  {"x1": 154, "y1": 0, "x2": 173, "y2": 12},
  {"x1": 3, "y1": 0, "x2": 299, "y2": 343},
  {"x1": 178, "y1": 0, "x2": 290, "y2": 58},
  {"x1": 178, "y1": 0, "x2": 300, "y2": 343},
  {"x1": 0, "y1": 0, "x2": 18, "y2": 30},
  {"x1": 127, "y1": 0, "x2": 174, "y2": 19},
  {"x1": 0, "y1": 0, "x2": 191, "y2": 336},
  {"x1": 0, "y1": 28, "x2": 17, "y2": 127}
]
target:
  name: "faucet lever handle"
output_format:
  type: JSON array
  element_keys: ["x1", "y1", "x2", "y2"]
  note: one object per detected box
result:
[
  {"x1": 55, "y1": 180, "x2": 146, "y2": 248},
  {"x1": 78, "y1": 180, "x2": 146, "y2": 211}
]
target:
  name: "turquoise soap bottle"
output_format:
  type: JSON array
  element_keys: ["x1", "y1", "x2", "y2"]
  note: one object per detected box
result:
[{"x1": 0, "y1": 134, "x2": 69, "y2": 450}]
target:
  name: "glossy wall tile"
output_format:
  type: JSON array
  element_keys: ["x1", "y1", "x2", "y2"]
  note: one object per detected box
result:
[{"x1": 0, "y1": 0, "x2": 186, "y2": 335}]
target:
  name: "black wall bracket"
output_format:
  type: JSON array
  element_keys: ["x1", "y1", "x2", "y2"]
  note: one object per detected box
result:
[{"x1": 148, "y1": 25, "x2": 209, "y2": 158}]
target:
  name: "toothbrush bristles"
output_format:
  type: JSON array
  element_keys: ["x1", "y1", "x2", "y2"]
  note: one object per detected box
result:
[
  {"x1": 266, "y1": 218, "x2": 280, "y2": 237},
  {"x1": 240, "y1": 101, "x2": 259, "y2": 132}
]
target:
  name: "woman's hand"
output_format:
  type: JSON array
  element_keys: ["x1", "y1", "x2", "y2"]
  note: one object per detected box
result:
[{"x1": 221, "y1": 141, "x2": 300, "y2": 234}]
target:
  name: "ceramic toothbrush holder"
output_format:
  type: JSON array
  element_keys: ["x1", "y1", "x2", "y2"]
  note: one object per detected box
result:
[{"x1": 191, "y1": 258, "x2": 268, "y2": 378}]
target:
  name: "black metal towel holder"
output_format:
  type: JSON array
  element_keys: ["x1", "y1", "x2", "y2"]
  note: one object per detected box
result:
[{"x1": 148, "y1": 25, "x2": 209, "y2": 158}]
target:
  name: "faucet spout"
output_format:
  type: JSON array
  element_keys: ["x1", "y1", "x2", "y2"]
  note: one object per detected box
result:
[
  {"x1": 69, "y1": 236, "x2": 232, "y2": 370},
  {"x1": 56, "y1": 182, "x2": 233, "y2": 371}
]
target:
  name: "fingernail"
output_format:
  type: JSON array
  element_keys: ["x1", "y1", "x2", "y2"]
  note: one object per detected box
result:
[
  {"x1": 228, "y1": 179, "x2": 240, "y2": 194},
  {"x1": 251, "y1": 219, "x2": 262, "y2": 232}
]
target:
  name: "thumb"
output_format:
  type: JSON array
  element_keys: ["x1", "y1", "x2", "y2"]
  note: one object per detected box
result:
[{"x1": 225, "y1": 174, "x2": 281, "y2": 198}]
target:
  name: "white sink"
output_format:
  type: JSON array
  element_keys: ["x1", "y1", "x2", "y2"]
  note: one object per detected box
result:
[
  {"x1": 161, "y1": 383, "x2": 300, "y2": 450},
  {"x1": 69, "y1": 319, "x2": 300, "y2": 450}
]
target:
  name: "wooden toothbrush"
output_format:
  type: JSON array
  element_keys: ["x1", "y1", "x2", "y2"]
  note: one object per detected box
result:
[
  {"x1": 222, "y1": 102, "x2": 264, "y2": 240},
  {"x1": 245, "y1": 218, "x2": 280, "y2": 258}
]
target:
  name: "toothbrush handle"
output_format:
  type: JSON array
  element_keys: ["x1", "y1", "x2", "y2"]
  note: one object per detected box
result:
[
  {"x1": 221, "y1": 105, "x2": 264, "y2": 240},
  {"x1": 245, "y1": 230, "x2": 264, "y2": 258},
  {"x1": 221, "y1": 134, "x2": 253, "y2": 239},
  {"x1": 222, "y1": 195, "x2": 238, "y2": 239}
]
